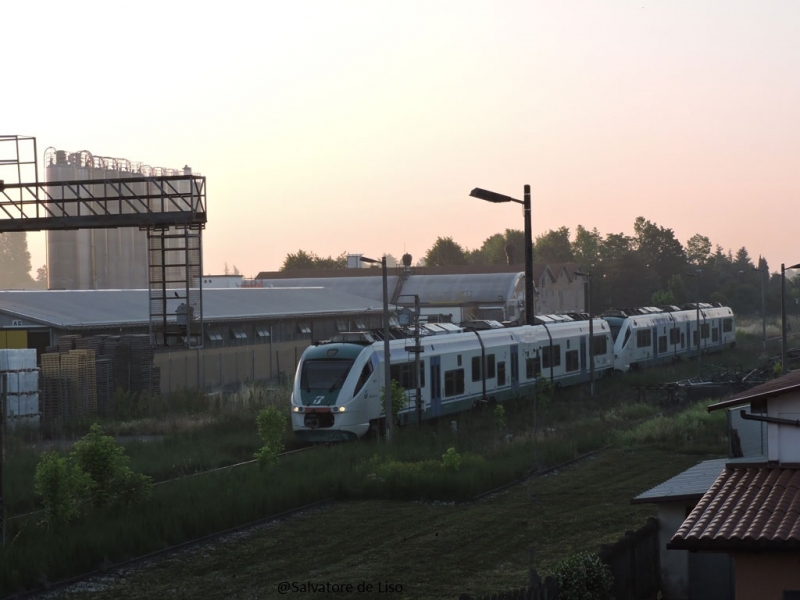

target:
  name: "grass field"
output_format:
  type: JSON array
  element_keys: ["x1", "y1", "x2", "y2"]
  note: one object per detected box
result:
[
  {"x1": 4, "y1": 332, "x2": 767, "y2": 598},
  {"x1": 34, "y1": 445, "x2": 718, "y2": 600}
]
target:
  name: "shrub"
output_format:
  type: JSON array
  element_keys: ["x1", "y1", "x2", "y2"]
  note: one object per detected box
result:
[
  {"x1": 254, "y1": 406, "x2": 286, "y2": 468},
  {"x1": 33, "y1": 451, "x2": 92, "y2": 527},
  {"x1": 380, "y1": 380, "x2": 408, "y2": 425},
  {"x1": 441, "y1": 446, "x2": 462, "y2": 471},
  {"x1": 494, "y1": 405, "x2": 506, "y2": 430},
  {"x1": 551, "y1": 552, "x2": 614, "y2": 600},
  {"x1": 71, "y1": 423, "x2": 153, "y2": 508}
]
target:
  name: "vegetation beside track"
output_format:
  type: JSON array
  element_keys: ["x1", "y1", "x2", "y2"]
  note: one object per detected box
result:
[{"x1": 0, "y1": 329, "x2": 770, "y2": 597}]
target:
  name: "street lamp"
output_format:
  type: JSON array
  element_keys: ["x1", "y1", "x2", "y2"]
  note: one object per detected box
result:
[
  {"x1": 781, "y1": 262, "x2": 800, "y2": 374},
  {"x1": 361, "y1": 255, "x2": 393, "y2": 442},
  {"x1": 753, "y1": 264, "x2": 768, "y2": 351},
  {"x1": 686, "y1": 269, "x2": 702, "y2": 376},
  {"x1": 469, "y1": 185, "x2": 534, "y2": 325},
  {"x1": 574, "y1": 270, "x2": 594, "y2": 397}
]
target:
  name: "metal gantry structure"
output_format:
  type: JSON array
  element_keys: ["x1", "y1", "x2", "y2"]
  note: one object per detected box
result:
[{"x1": 0, "y1": 135, "x2": 207, "y2": 347}]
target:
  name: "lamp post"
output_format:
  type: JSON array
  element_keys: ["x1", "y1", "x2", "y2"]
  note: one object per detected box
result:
[
  {"x1": 470, "y1": 185, "x2": 534, "y2": 325},
  {"x1": 753, "y1": 265, "x2": 767, "y2": 351},
  {"x1": 574, "y1": 270, "x2": 594, "y2": 397},
  {"x1": 781, "y1": 262, "x2": 800, "y2": 374},
  {"x1": 361, "y1": 255, "x2": 392, "y2": 441},
  {"x1": 686, "y1": 269, "x2": 702, "y2": 376}
]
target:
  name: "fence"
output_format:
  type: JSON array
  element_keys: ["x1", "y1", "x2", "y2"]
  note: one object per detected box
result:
[
  {"x1": 599, "y1": 516, "x2": 660, "y2": 600},
  {"x1": 458, "y1": 517, "x2": 660, "y2": 600}
]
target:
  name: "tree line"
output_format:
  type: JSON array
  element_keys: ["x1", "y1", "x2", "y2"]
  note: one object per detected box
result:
[{"x1": 280, "y1": 216, "x2": 795, "y2": 317}]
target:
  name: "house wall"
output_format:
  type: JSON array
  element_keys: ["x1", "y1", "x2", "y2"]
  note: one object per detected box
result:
[
  {"x1": 734, "y1": 553, "x2": 800, "y2": 600},
  {"x1": 766, "y1": 394, "x2": 800, "y2": 462},
  {"x1": 658, "y1": 503, "x2": 690, "y2": 600}
]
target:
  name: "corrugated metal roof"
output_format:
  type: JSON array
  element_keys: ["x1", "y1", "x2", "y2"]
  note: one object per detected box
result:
[
  {"x1": 669, "y1": 465, "x2": 800, "y2": 551},
  {"x1": 0, "y1": 288, "x2": 381, "y2": 328},
  {"x1": 399, "y1": 273, "x2": 522, "y2": 304},
  {"x1": 632, "y1": 458, "x2": 728, "y2": 504},
  {"x1": 254, "y1": 276, "x2": 394, "y2": 303}
]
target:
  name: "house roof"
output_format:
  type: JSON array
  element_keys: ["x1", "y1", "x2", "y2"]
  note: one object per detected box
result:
[
  {"x1": 707, "y1": 369, "x2": 800, "y2": 413},
  {"x1": 632, "y1": 458, "x2": 728, "y2": 504},
  {"x1": 0, "y1": 288, "x2": 381, "y2": 329},
  {"x1": 668, "y1": 465, "x2": 800, "y2": 552}
]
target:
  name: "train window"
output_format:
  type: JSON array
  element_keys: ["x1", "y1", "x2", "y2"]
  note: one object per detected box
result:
[
  {"x1": 636, "y1": 330, "x2": 651, "y2": 348},
  {"x1": 658, "y1": 336, "x2": 667, "y2": 353},
  {"x1": 391, "y1": 362, "x2": 425, "y2": 390},
  {"x1": 457, "y1": 355, "x2": 462, "y2": 366},
  {"x1": 693, "y1": 330, "x2": 699, "y2": 346},
  {"x1": 471, "y1": 356, "x2": 481, "y2": 382},
  {"x1": 669, "y1": 328, "x2": 680, "y2": 345},
  {"x1": 622, "y1": 329, "x2": 632, "y2": 349},
  {"x1": 354, "y1": 361, "x2": 374, "y2": 395},
  {"x1": 592, "y1": 335, "x2": 607, "y2": 357},
  {"x1": 701, "y1": 324, "x2": 710, "y2": 339},
  {"x1": 497, "y1": 362, "x2": 506, "y2": 385},
  {"x1": 712, "y1": 328, "x2": 719, "y2": 342},
  {"x1": 300, "y1": 359, "x2": 354, "y2": 392},
  {"x1": 565, "y1": 350, "x2": 579, "y2": 372},
  {"x1": 444, "y1": 369, "x2": 465, "y2": 397},
  {"x1": 487, "y1": 354, "x2": 496, "y2": 378},
  {"x1": 723, "y1": 318, "x2": 733, "y2": 332},
  {"x1": 526, "y1": 356, "x2": 541, "y2": 378},
  {"x1": 542, "y1": 345, "x2": 561, "y2": 368}
]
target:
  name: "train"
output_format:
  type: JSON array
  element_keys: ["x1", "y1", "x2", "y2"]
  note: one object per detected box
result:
[{"x1": 290, "y1": 303, "x2": 736, "y2": 441}]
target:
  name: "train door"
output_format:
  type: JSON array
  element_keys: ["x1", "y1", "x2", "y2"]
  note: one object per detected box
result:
[
  {"x1": 510, "y1": 344, "x2": 519, "y2": 394},
  {"x1": 579, "y1": 337, "x2": 586, "y2": 374},
  {"x1": 430, "y1": 355, "x2": 442, "y2": 417},
  {"x1": 652, "y1": 326, "x2": 658, "y2": 358}
]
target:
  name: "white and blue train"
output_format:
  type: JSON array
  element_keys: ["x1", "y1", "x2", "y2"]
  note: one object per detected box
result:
[{"x1": 291, "y1": 303, "x2": 736, "y2": 441}]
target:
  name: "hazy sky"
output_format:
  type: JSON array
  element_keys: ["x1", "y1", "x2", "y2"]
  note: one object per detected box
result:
[{"x1": 4, "y1": 1, "x2": 800, "y2": 277}]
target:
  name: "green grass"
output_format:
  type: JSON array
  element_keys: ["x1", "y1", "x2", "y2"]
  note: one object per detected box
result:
[{"x1": 1, "y1": 339, "x2": 766, "y2": 598}]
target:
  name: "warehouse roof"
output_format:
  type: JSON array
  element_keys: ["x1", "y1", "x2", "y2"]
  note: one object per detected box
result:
[{"x1": 0, "y1": 288, "x2": 382, "y2": 329}]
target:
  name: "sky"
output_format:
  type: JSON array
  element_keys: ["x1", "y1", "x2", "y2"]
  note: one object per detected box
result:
[{"x1": 3, "y1": 1, "x2": 800, "y2": 278}]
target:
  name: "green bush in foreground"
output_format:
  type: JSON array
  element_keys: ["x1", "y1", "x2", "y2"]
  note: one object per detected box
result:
[
  {"x1": 254, "y1": 406, "x2": 286, "y2": 468},
  {"x1": 551, "y1": 552, "x2": 614, "y2": 600},
  {"x1": 34, "y1": 423, "x2": 152, "y2": 527}
]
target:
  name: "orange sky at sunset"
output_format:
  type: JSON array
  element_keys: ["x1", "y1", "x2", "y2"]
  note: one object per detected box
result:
[{"x1": 4, "y1": 1, "x2": 799, "y2": 277}]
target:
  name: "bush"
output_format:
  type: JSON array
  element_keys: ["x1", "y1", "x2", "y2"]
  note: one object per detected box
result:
[
  {"x1": 71, "y1": 423, "x2": 153, "y2": 508},
  {"x1": 441, "y1": 447, "x2": 462, "y2": 471},
  {"x1": 551, "y1": 552, "x2": 614, "y2": 600},
  {"x1": 33, "y1": 451, "x2": 92, "y2": 527},
  {"x1": 380, "y1": 380, "x2": 408, "y2": 425},
  {"x1": 254, "y1": 406, "x2": 286, "y2": 468}
]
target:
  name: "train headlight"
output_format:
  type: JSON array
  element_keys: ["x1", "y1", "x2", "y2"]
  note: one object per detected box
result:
[
  {"x1": 292, "y1": 406, "x2": 305, "y2": 413},
  {"x1": 332, "y1": 406, "x2": 346, "y2": 413}
]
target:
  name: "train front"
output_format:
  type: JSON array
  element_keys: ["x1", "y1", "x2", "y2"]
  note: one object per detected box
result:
[{"x1": 291, "y1": 340, "x2": 378, "y2": 442}]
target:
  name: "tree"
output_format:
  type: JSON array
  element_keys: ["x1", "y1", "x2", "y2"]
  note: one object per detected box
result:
[
  {"x1": 633, "y1": 217, "x2": 687, "y2": 291},
  {"x1": 281, "y1": 250, "x2": 347, "y2": 270},
  {"x1": 423, "y1": 237, "x2": 467, "y2": 267},
  {"x1": 534, "y1": 227, "x2": 573, "y2": 263},
  {"x1": 572, "y1": 225, "x2": 603, "y2": 271},
  {"x1": 686, "y1": 234, "x2": 712, "y2": 266},
  {"x1": 0, "y1": 232, "x2": 34, "y2": 288},
  {"x1": 469, "y1": 229, "x2": 526, "y2": 266},
  {"x1": 36, "y1": 264, "x2": 47, "y2": 284}
]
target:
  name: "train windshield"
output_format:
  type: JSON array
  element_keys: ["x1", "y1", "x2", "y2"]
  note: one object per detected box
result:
[{"x1": 300, "y1": 359, "x2": 355, "y2": 391}]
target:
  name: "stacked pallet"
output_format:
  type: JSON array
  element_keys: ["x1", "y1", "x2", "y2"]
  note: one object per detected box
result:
[
  {"x1": 40, "y1": 334, "x2": 159, "y2": 420},
  {"x1": 1, "y1": 349, "x2": 39, "y2": 427}
]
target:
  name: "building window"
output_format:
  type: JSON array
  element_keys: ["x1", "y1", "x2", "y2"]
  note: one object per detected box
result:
[
  {"x1": 256, "y1": 327, "x2": 270, "y2": 339},
  {"x1": 231, "y1": 327, "x2": 248, "y2": 340},
  {"x1": 206, "y1": 330, "x2": 223, "y2": 342},
  {"x1": 298, "y1": 323, "x2": 311, "y2": 334}
]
